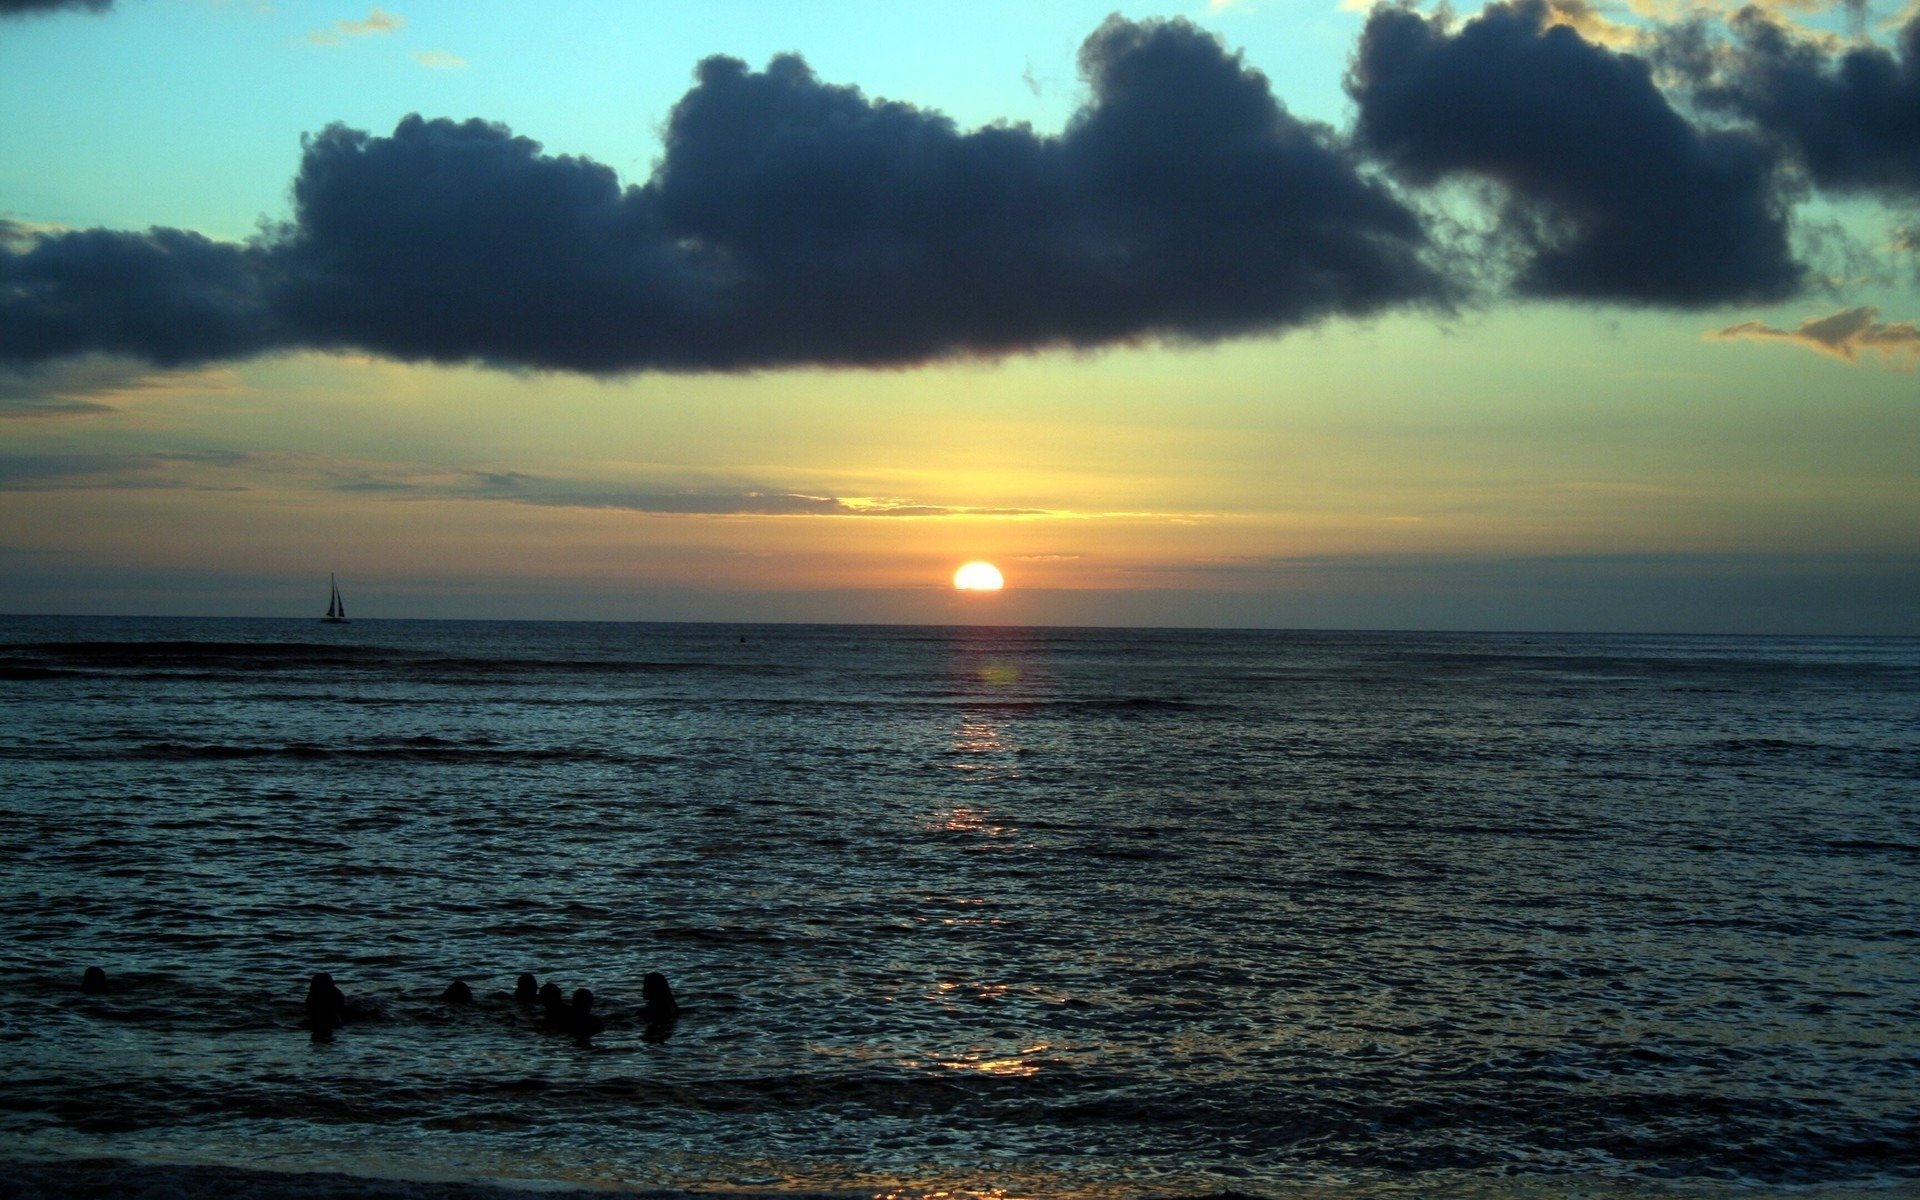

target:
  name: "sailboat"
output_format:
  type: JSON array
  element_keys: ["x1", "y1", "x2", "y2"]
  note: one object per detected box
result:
[{"x1": 322, "y1": 574, "x2": 349, "y2": 624}]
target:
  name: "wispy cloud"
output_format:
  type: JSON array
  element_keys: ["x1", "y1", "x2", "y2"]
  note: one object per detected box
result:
[
  {"x1": 0, "y1": 218, "x2": 70, "y2": 249},
  {"x1": 380, "y1": 469, "x2": 1053, "y2": 518},
  {"x1": 1707, "y1": 306, "x2": 1920, "y2": 368},
  {"x1": 412, "y1": 49, "x2": 467, "y2": 69},
  {"x1": 0, "y1": 451, "x2": 256, "y2": 491},
  {"x1": 1537, "y1": 0, "x2": 1645, "y2": 47},
  {"x1": 0, "y1": 396, "x2": 113, "y2": 418},
  {"x1": 0, "y1": 357, "x2": 243, "y2": 418},
  {"x1": 0, "y1": 449, "x2": 1182, "y2": 521},
  {"x1": 307, "y1": 7, "x2": 403, "y2": 45}
]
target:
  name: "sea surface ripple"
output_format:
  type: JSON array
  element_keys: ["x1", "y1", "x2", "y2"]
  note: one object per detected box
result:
[{"x1": 1, "y1": 617, "x2": 1916, "y2": 1198}]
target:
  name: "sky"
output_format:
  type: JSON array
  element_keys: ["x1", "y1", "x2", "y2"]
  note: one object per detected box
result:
[{"x1": 1, "y1": 0, "x2": 1916, "y2": 633}]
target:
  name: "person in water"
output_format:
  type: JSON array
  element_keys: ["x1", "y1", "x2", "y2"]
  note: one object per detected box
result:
[
  {"x1": 640, "y1": 972, "x2": 679, "y2": 1022},
  {"x1": 538, "y1": 982, "x2": 569, "y2": 1028},
  {"x1": 514, "y1": 974, "x2": 539, "y2": 1006},
  {"x1": 640, "y1": 971, "x2": 680, "y2": 1043},
  {"x1": 567, "y1": 988, "x2": 605, "y2": 1040},
  {"x1": 441, "y1": 979, "x2": 473, "y2": 1004},
  {"x1": 305, "y1": 972, "x2": 348, "y2": 1040},
  {"x1": 81, "y1": 966, "x2": 109, "y2": 995}
]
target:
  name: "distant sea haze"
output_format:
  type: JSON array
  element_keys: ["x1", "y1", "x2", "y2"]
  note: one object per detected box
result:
[{"x1": 2, "y1": 617, "x2": 1916, "y2": 1198}]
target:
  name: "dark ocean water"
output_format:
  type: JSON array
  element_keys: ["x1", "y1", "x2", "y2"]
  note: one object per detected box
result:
[{"x1": 1, "y1": 616, "x2": 1917, "y2": 1198}]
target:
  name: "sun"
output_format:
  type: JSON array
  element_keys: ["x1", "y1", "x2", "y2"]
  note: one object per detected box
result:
[{"x1": 953, "y1": 561, "x2": 1005, "y2": 591}]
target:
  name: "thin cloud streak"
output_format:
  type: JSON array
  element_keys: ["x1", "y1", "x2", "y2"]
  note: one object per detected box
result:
[
  {"x1": 0, "y1": 448, "x2": 1049, "y2": 516},
  {"x1": 0, "y1": 449, "x2": 1216, "y2": 522},
  {"x1": 1708, "y1": 305, "x2": 1920, "y2": 366},
  {"x1": 0, "y1": 451, "x2": 254, "y2": 490},
  {"x1": 448, "y1": 472, "x2": 1053, "y2": 518},
  {"x1": 307, "y1": 7, "x2": 403, "y2": 46},
  {"x1": 0, "y1": 357, "x2": 244, "y2": 416}
]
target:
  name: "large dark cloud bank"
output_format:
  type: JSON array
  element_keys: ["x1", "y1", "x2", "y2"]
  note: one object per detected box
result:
[{"x1": 2, "y1": 6, "x2": 1916, "y2": 375}]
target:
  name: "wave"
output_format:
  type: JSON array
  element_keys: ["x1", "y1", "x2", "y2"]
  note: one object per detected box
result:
[
  {"x1": 0, "y1": 738, "x2": 663, "y2": 766},
  {"x1": 7, "y1": 1053, "x2": 1915, "y2": 1183},
  {"x1": 0, "y1": 640, "x2": 794, "y2": 681}
]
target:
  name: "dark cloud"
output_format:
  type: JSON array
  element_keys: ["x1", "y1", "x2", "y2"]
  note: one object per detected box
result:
[
  {"x1": 0, "y1": 0, "x2": 113, "y2": 16},
  {"x1": 1684, "y1": 8, "x2": 1920, "y2": 198},
  {"x1": 1349, "y1": 0, "x2": 1804, "y2": 306},
  {"x1": 0, "y1": 222, "x2": 275, "y2": 366},
  {"x1": 3, "y1": 16, "x2": 1446, "y2": 374},
  {"x1": 629, "y1": 16, "x2": 1444, "y2": 365}
]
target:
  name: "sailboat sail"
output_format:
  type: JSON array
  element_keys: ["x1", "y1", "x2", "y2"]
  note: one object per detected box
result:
[{"x1": 323, "y1": 574, "x2": 348, "y2": 623}]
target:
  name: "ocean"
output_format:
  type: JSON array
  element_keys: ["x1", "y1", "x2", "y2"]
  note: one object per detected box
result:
[{"x1": 1, "y1": 616, "x2": 1916, "y2": 1199}]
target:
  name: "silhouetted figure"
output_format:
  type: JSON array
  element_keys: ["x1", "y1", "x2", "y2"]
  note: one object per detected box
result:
[
  {"x1": 305, "y1": 972, "x2": 348, "y2": 1041},
  {"x1": 640, "y1": 971, "x2": 679, "y2": 1043},
  {"x1": 567, "y1": 988, "x2": 605, "y2": 1041},
  {"x1": 640, "y1": 972, "x2": 679, "y2": 1022},
  {"x1": 514, "y1": 973, "x2": 539, "y2": 1006},
  {"x1": 81, "y1": 966, "x2": 109, "y2": 995},
  {"x1": 538, "y1": 982, "x2": 568, "y2": 1029},
  {"x1": 441, "y1": 979, "x2": 473, "y2": 1004}
]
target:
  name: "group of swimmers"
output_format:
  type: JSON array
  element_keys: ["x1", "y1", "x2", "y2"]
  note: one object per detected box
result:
[
  {"x1": 330, "y1": 970, "x2": 679, "y2": 1043},
  {"x1": 80, "y1": 965, "x2": 678, "y2": 1045}
]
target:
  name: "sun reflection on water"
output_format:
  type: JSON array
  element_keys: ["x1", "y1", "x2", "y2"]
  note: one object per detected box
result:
[
  {"x1": 950, "y1": 717, "x2": 1004, "y2": 760},
  {"x1": 913, "y1": 1041, "x2": 1052, "y2": 1078},
  {"x1": 931, "y1": 806, "x2": 1009, "y2": 836},
  {"x1": 977, "y1": 663, "x2": 1020, "y2": 687},
  {"x1": 874, "y1": 1190, "x2": 1040, "y2": 1200},
  {"x1": 928, "y1": 980, "x2": 1010, "y2": 1001}
]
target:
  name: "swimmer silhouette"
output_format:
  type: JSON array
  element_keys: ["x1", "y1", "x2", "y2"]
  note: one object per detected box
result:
[
  {"x1": 640, "y1": 971, "x2": 680, "y2": 1043},
  {"x1": 567, "y1": 988, "x2": 605, "y2": 1041},
  {"x1": 538, "y1": 982, "x2": 569, "y2": 1029},
  {"x1": 514, "y1": 973, "x2": 539, "y2": 1006},
  {"x1": 639, "y1": 972, "x2": 679, "y2": 1020},
  {"x1": 81, "y1": 966, "x2": 109, "y2": 995},
  {"x1": 441, "y1": 979, "x2": 473, "y2": 1004},
  {"x1": 305, "y1": 972, "x2": 348, "y2": 1042}
]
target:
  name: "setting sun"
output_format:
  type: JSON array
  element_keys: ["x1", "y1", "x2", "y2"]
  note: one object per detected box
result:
[{"x1": 952, "y1": 561, "x2": 1005, "y2": 591}]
